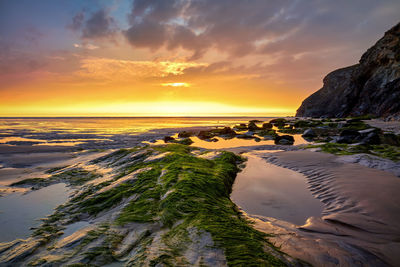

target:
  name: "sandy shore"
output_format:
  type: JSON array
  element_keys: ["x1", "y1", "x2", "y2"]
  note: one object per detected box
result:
[{"x1": 248, "y1": 150, "x2": 400, "y2": 266}]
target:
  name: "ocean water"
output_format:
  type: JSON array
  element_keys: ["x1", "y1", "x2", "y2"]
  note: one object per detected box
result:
[{"x1": 0, "y1": 117, "x2": 274, "y2": 135}]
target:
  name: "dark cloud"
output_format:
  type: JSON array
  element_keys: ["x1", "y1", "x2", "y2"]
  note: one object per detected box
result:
[
  {"x1": 70, "y1": 8, "x2": 117, "y2": 40},
  {"x1": 69, "y1": 12, "x2": 84, "y2": 31},
  {"x1": 123, "y1": 0, "x2": 400, "y2": 60}
]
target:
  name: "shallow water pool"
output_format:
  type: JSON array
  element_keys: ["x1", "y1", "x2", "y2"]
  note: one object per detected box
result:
[
  {"x1": 231, "y1": 153, "x2": 324, "y2": 225},
  {"x1": 0, "y1": 183, "x2": 71, "y2": 243}
]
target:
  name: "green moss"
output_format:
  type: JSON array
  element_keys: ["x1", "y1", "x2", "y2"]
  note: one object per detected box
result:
[
  {"x1": 11, "y1": 168, "x2": 102, "y2": 188},
  {"x1": 29, "y1": 144, "x2": 293, "y2": 266},
  {"x1": 52, "y1": 168, "x2": 102, "y2": 186},
  {"x1": 172, "y1": 137, "x2": 194, "y2": 145},
  {"x1": 371, "y1": 144, "x2": 400, "y2": 161},
  {"x1": 117, "y1": 146, "x2": 284, "y2": 266},
  {"x1": 278, "y1": 128, "x2": 303, "y2": 134},
  {"x1": 307, "y1": 143, "x2": 400, "y2": 161},
  {"x1": 10, "y1": 178, "x2": 50, "y2": 187},
  {"x1": 45, "y1": 165, "x2": 69, "y2": 174}
]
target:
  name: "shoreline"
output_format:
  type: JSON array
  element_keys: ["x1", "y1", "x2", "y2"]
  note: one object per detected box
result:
[{"x1": 0, "y1": 118, "x2": 399, "y2": 265}]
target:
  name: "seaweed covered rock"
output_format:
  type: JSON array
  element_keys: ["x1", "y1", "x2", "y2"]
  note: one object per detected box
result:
[
  {"x1": 262, "y1": 123, "x2": 273, "y2": 129},
  {"x1": 164, "y1": 136, "x2": 175, "y2": 143},
  {"x1": 248, "y1": 121, "x2": 260, "y2": 131},
  {"x1": 178, "y1": 131, "x2": 193, "y2": 138},
  {"x1": 2, "y1": 144, "x2": 299, "y2": 266}
]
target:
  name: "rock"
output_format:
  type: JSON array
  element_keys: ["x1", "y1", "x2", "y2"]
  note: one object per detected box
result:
[
  {"x1": 178, "y1": 131, "x2": 193, "y2": 138},
  {"x1": 245, "y1": 131, "x2": 254, "y2": 136},
  {"x1": 302, "y1": 128, "x2": 316, "y2": 138},
  {"x1": 360, "y1": 132, "x2": 380, "y2": 145},
  {"x1": 163, "y1": 136, "x2": 175, "y2": 143},
  {"x1": 233, "y1": 124, "x2": 248, "y2": 131},
  {"x1": 274, "y1": 135, "x2": 294, "y2": 145},
  {"x1": 337, "y1": 130, "x2": 361, "y2": 144},
  {"x1": 217, "y1": 127, "x2": 236, "y2": 137},
  {"x1": 358, "y1": 128, "x2": 378, "y2": 135},
  {"x1": 175, "y1": 138, "x2": 194, "y2": 145},
  {"x1": 197, "y1": 130, "x2": 213, "y2": 140},
  {"x1": 248, "y1": 122, "x2": 260, "y2": 131},
  {"x1": 262, "y1": 123, "x2": 273, "y2": 129},
  {"x1": 296, "y1": 22, "x2": 400, "y2": 118},
  {"x1": 269, "y1": 118, "x2": 286, "y2": 128},
  {"x1": 381, "y1": 133, "x2": 400, "y2": 146},
  {"x1": 237, "y1": 134, "x2": 255, "y2": 139}
]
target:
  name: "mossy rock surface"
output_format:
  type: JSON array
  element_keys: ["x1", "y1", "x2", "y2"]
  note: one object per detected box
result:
[{"x1": 4, "y1": 144, "x2": 299, "y2": 266}]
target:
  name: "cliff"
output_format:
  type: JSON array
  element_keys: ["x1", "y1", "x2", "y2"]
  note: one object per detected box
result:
[{"x1": 296, "y1": 22, "x2": 400, "y2": 118}]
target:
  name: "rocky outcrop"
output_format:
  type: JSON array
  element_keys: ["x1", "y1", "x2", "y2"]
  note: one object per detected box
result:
[{"x1": 296, "y1": 22, "x2": 400, "y2": 118}]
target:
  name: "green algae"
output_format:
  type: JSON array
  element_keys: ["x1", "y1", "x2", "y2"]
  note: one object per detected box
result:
[
  {"x1": 15, "y1": 144, "x2": 297, "y2": 266},
  {"x1": 75, "y1": 144, "x2": 288, "y2": 265},
  {"x1": 307, "y1": 143, "x2": 400, "y2": 161},
  {"x1": 10, "y1": 167, "x2": 102, "y2": 189}
]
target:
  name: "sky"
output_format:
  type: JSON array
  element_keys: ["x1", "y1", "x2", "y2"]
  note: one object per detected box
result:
[{"x1": 1, "y1": 0, "x2": 399, "y2": 116}]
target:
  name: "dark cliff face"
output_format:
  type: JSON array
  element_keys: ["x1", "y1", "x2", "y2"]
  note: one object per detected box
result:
[{"x1": 296, "y1": 22, "x2": 400, "y2": 118}]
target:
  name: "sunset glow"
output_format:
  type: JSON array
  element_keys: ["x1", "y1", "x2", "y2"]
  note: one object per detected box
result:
[{"x1": 1, "y1": 1, "x2": 399, "y2": 117}]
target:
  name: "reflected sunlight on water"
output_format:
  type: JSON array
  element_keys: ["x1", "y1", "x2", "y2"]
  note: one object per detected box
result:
[{"x1": 0, "y1": 117, "x2": 276, "y2": 135}]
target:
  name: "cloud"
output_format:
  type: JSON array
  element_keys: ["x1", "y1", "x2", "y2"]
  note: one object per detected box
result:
[
  {"x1": 122, "y1": 0, "x2": 400, "y2": 61},
  {"x1": 70, "y1": 8, "x2": 117, "y2": 40},
  {"x1": 73, "y1": 43, "x2": 99, "y2": 50},
  {"x1": 75, "y1": 57, "x2": 207, "y2": 82}
]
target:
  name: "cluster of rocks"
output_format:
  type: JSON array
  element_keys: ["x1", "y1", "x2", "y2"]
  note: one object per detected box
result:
[
  {"x1": 162, "y1": 119, "x2": 299, "y2": 145},
  {"x1": 161, "y1": 117, "x2": 400, "y2": 148},
  {"x1": 293, "y1": 117, "x2": 400, "y2": 147}
]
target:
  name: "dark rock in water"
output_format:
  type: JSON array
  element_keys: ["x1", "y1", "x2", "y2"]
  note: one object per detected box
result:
[
  {"x1": 174, "y1": 138, "x2": 194, "y2": 145},
  {"x1": 302, "y1": 128, "x2": 316, "y2": 138},
  {"x1": 218, "y1": 127, "x2": 237, "y2": 137},
  {"x1": 198, "y1": 130, "x2": 213, "y2": 140},
  {"x1": 163, "y1": 136, "x2": 175, "y2": 143},
  {"x1": 274, "y1": 135, "x2": 294, "y2": 145},
  {"x1": 337, "y1": 130, "x2": 361, "y2": 144},
  {"x1": 178, "y1": 131, "x2": 193, "y2": 138},
  {"x1": 233, "y1": 124, "x2": 248, "y2": 131},
  {"x1": 296, "y1": 22, "x2": 400, "y2": 118},
  {"x1": 262, "y1": 123, "x2": 273, "y2": 129},
  {"x1": 269, "y1": 118, "x2": 287, "y2": 128},
  {"x1": 6, "y1": 141, "x2": 41, "y2": 146},
  {"x1": 248, "y1": 121, "x2": 260, "y2": 131}
]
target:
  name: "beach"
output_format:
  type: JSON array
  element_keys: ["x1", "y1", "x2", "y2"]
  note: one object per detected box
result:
[{"x1": 0, "y1": 117, "x2": 399, "y2": 266}]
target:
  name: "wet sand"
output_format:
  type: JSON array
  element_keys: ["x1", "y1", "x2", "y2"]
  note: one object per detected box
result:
[
  {"x1": 231, "y1": 153, "x2": 323, "y2": 225},
  {"x1": 251, "y1": 150, "x2": 400, "y2": 266}
]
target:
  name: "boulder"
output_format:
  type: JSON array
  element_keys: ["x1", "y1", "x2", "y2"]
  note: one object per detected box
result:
[
  {"x1": 163, "y1": 136, "x2": 175, "y2": 143},
  {"x1": 197, "y1": 130, "x2": 213, "y2": 140},
  {"x1": 381, "y1": 133, "x2": 400, "y2": 146},
  {"x1": 302, "y1": 128, "x2": 316, "y2": 138},
  {"x1": 274, "y1": 135, "x2": 294, "y2": 145},
  {"x1": 262, "y1": 123, "x2": 273, "y2": 129},
  {"x1": 248, "y1": 121, "x2": 260, "y2": 131},
  {"x1": 178, "y1": 131, "x2": 193, "y2": 138},
  {"x1": 217, "y1": 127, "x2": 237, "y2": 136},
  {"x1": 337, "y1": 129, "x2": 361, "y2": 144},
  {"x1": 360, "y1": 132, "x2": 380, "y2": 145}
]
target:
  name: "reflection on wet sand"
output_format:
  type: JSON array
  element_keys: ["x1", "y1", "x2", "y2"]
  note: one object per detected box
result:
[
  {"x1": 231, "y1": 153, "x2": 324, "y2": 225},
  {"x1": 0, "y1": 183, "x2": 71, "y2": 242}
]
